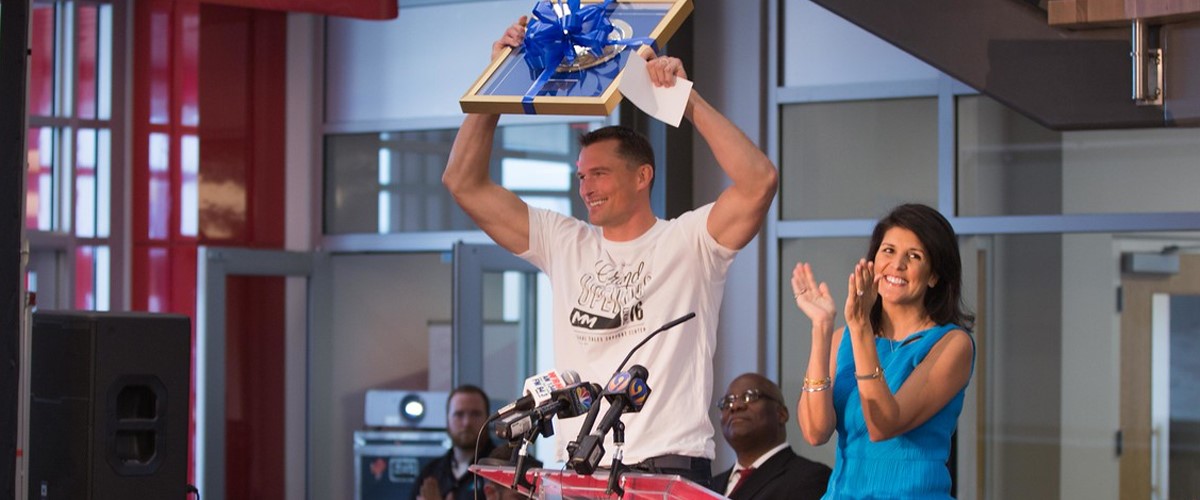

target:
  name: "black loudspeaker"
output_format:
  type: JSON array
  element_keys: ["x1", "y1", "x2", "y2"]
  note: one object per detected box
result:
[{"x1": 29, "y1": 311, "x2": 191, "y2": 500}]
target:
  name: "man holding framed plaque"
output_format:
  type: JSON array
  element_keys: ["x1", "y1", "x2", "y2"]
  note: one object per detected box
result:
[{"x1": 442, "y1": 15, "x2": 777, "y2": 486}]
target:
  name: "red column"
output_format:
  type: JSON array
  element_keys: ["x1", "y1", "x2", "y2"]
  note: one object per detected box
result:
[
  {"x1": 132, "y1": 2, "x2": 286, "y2": 497},
  {"x1": 132, "y1": 0, "x2": 201, "y2": 484},
  {"x1": 198, "y1": 5, "x2": 286, "y2": 498}
]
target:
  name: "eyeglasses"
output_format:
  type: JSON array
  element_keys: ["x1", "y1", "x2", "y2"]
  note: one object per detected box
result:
[{"x1": 716, "y1": 389, "x2": 780, "y2": 411}]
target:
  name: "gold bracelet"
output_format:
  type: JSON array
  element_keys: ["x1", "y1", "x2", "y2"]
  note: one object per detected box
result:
[
  {"x1": 854, "y1": 366, "x2": 883, "y2": 380},
  {"x1": 803, "y1": 376, "x2": 831, "y2": 387}
]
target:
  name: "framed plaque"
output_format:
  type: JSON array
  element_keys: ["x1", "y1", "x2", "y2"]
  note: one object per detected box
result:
[{"x1": 459, "y1": 0, "x2": 693, "y2": 116}]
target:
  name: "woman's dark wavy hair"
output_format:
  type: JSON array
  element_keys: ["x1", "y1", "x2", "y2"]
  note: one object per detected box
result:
[{"x1": 866, "y1": 204, "x2": 974, "y2": 333}]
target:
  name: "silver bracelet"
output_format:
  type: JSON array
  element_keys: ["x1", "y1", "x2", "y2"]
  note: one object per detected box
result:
[{"x1": 854, "y1": 366, "x2": 883, "y2": 380}]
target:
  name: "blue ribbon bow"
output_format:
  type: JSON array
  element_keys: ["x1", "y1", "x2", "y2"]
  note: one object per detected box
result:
[{"x1": 519, "y1": 0, "x2": 657, "y2": 114}]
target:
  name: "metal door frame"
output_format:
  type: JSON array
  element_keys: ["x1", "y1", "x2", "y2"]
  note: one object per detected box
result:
[
  {"x1": 451, "y1": 242, "x2": 539, "y2": 387},
  {"x1": 195, "y1": 246, "x2": 331, "y2": 500}
]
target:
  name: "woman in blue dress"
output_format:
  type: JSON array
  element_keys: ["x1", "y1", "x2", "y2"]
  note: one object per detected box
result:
[{"x1": 791, "y1": 204, "x2": 975, "y2": 499}]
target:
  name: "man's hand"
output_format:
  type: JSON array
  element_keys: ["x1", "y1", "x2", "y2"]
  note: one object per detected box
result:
[
  {"x1": 491, "y1": 16, "x2": 528, "y2": 61},
  {"x1": 418, "y1": 477, "x2": 441, "y2": 500},
  {"x1": 643, "y1": 55, "x2": 688, "y2": 87}
]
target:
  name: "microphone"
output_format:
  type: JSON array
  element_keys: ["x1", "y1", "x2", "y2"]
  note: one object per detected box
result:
[
  {"x1": 567, "y1": 365, "x2": 651, "y2": 474},
  {"x1": 492, "y1": 369, "x2": 579, "y2": 420},
  {"x1": 568, "y1": 313, "x2": 693, "y2": 454},
  {"x1": 494, "y1": 382, "x2": 602, "y2": 441}
]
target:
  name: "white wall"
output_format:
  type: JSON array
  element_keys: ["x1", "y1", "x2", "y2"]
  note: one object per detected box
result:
[
  {"x1": 325, "y1": 0, "x2": 528, "y2": 124},
  {"x1": 1059, "y1": 233, "x2": 1120, "y2": 500},
  {"x1": 782, "y1": 0, "x2": 937, "y2": 88}
]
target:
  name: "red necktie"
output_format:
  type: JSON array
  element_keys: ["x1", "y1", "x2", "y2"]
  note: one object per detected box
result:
[{"x1": 729, "y1": 467, "x2": 755, "y2": 496}]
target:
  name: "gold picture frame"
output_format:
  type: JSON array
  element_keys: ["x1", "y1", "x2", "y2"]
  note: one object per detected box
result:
[{"x1": 459, "y1": 0, "x2": 693, "y2": 116}]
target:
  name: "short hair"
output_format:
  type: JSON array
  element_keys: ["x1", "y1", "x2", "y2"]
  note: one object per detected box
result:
[
  {"x1": 447, "y1": 384, "x2": 490, "y2": 412},
  {"x1": 731, "y1": 373, "x2": 786, "y2": 414},
  {"x1": 579, "y1": 125, "x2": 656, "y2": 190},
  {"x1": 865, "y1": 204, "x2": 975, "y2": 332}
]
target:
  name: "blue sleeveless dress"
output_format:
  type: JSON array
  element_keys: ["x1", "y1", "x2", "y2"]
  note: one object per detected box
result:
[{"x1": 820, "y1": 324, "x2": 974, "y2": 499}]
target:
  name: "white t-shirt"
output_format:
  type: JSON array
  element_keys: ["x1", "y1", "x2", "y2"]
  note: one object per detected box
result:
[{"x1": 519, "y1": 203, "x2": 737, "y2": 463}]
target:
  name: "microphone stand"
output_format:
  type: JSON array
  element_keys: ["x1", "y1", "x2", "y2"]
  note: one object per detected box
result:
[
  {"x1": 605, "y1": 419, "x2": 627, "y2": 498},
  {"x1": 511, "y1": 426, "x2": 539, "y2": 493},
  {"x1": 569, "y1": 313, "x2": 695, "y2": 470}
]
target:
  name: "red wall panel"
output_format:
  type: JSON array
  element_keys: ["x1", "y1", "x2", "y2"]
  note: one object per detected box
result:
[
  {"x1": 203, "y1": 0, "x2": 396, "y2": 20},
  {"x1": 199, "y1": 5, "x2": 287, "y2": 499},
  {"x1": 134, "y1": 2, "x2": 287, "y2": 496}
]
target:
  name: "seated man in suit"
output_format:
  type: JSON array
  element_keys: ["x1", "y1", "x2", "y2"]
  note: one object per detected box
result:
[{"x1": 712, "y1": 373, "x2": 831, "y2": 500}]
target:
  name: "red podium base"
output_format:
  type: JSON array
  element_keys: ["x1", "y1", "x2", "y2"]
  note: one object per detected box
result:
[{"x1": 471, "y1": 464, "x2": 726, "y2": 499}]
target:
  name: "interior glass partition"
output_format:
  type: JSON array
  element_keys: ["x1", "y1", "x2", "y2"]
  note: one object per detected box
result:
[
  {"x1": 776, "y1": 88, "x2": 1200, "y2": 499},
  {"x1": 323, "y1": 122, "x2": 592, "y2": 235},
  {"x1": 779, "y1": 98, "x2": 938, "y2": 220},
  {"x1": 777, "y1": 228, "x2": 1200, "y2": 499},
  {"x1": 957, "y1": 95, "x2": 1200, "y2": 217}
]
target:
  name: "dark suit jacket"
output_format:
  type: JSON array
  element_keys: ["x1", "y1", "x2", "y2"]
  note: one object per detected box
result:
[{"x1": 711, "y1": 447, "x2": 831, "y2": 500}]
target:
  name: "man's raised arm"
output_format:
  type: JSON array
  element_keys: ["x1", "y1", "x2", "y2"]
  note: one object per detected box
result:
[
  {"x1": 689, "y1": 88, "x2": 778, "y2": 250},
  {"x1": 642, "y1": 56, "x2": 778, "y2": 250},
  {"x1": 442, "y1": 18, "x2": 532, "y2": 255},
  {"x1": 442, "y1": 114, "x2": 531, "y2": 254}
]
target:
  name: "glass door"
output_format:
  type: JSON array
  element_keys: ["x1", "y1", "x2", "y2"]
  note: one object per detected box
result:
[
  {"x1": 1120, "y1": 254, "x2": 1200, "y2": 500},
  {"x1": 452, "y1": 242, "x2": 547, "y2": 406},
  {"x1": 195, "y1": 247, "x2": 330, "y2": 500},
  {"x1": 452, "y1": 242, "x2": 562, "y2": 464}
]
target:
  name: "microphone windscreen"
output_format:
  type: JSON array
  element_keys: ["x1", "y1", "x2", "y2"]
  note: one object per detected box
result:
[{"x1": 628, "y1": 364, "x2": 649, "y2": 381}]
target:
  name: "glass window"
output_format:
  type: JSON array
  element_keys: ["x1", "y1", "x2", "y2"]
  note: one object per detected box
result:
[
  {"x1": 179, "y1": 7, "x2": 199, "y2": 127},
  {"x1": 74, "y1": 245, "x2": 110, "y2": 310},
  {"x1": 27, "y1": 0, "x2": 119, "y2": 312},
  {"x1": 148, "y1": 7, "x2": 171, "y2": 125},
  {"x1": 324, "y1": 122, "x2": 592, "y2": 235},
  {"x1": 501, "y1": 158, "x2": 571, "y2": 191},
  {"x1": 26, "y1": 250, "x2": 63, "y2": 309},
  {"x1": 781, "y1": 0, "x2": 939, "y2": 88},
  {"x1": 502, "y1": 122, "x2": 574, "y2": 155},
  {"x1": 955, "y1": 95, "x2": 1063, "y2": 216},
  {"x1": 181, "y1": 134, "x2": 199, "y2": 236},
  {"x1": 778, "y1": 236, "x2": 870, "y2": 466},
  {"x1": 74, "y1": 127, "x2": 111, "y2": 238},
  {"x1": 26, "y1": 127, "x2": 58, "y2": 231},
  {"x1": 75, "y1": 3, "x2": 98, "y2": 119},
  {"x1": 957, "y1": 95, "x2": 1200, "y2": 216},
  {"x1": 147, "y1": 132, "x2": 171, "y2": 239},
  {"x1": 780, "y1": 98, "x2": 938, "y2": 220},
  {"x1": 30, "y1": 3, "x2": 56, "y2": 117}
]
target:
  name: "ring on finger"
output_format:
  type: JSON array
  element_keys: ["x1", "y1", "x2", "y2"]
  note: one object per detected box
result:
[{"x1": 856, "y1": 289, "x2": 864, "y2": 296}]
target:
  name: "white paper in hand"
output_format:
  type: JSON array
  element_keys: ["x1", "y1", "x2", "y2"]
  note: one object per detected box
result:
[{"x1": 618, "y1": 55, "x2": 692, "y2": 127}]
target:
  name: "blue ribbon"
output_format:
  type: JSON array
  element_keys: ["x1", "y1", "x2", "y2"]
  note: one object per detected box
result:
[{"x1": 519, "y1": 0, "x2": 658, "y2": 114}]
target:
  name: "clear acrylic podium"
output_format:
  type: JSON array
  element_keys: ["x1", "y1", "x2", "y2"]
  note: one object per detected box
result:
[{"x1": 471, "y1": 465, "x2": 726, "y2": 499}]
